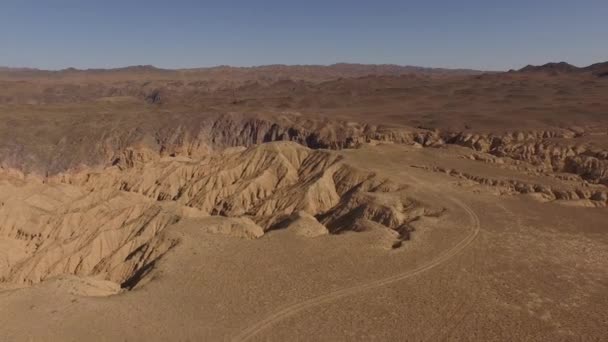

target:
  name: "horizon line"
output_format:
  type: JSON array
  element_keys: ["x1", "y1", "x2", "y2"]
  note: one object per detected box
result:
[
  {"x1": 1, "y1": 60, "x2": 605, "y2": 73},
  {"x1": 0, "y1": 62, "x2": 491, "y2": 72}
]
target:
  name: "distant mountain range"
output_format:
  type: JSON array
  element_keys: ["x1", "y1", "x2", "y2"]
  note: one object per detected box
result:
[
  {"x1": 3, "y1": 61, "x2": 606, "y2": 84},
  {"x1": 518, "y1": 61, "x2": 608, "y2": 76},
  {"x1": 0, "y1": 63, "x2": 484, "y2": 81}
]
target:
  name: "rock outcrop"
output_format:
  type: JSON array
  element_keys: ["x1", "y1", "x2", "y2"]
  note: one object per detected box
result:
[{"x1": 445, "y1": 130, "x2": 608, "y2": 185}]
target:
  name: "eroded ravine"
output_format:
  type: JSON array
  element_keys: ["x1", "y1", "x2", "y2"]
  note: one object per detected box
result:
[{"x1": 1, "y1": 114, "x2": 607, "y2": 293}]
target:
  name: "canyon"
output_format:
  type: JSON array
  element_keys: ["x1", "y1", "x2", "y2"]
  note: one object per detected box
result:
[{"x1": 0, "y1": 64, "x2": 607, "y2": 341}]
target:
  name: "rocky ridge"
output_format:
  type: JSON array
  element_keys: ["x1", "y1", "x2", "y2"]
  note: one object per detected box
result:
[{"x1": 3, "y1": 113, "x2": 606, "y2": 195}]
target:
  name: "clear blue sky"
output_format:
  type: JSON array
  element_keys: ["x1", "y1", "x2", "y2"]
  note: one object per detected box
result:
[{"x1": 1, "y1": 0, "x2": 606, "y2": 70}]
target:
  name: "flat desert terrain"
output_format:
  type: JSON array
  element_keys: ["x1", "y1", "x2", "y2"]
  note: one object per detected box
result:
[{"x1": 0, "y1": 63, "x2": 607, "y2": 341}]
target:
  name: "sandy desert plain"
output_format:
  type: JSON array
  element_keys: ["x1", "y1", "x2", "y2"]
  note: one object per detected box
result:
[{"x1": 0, "y1": 62, "x2": 607, "y2": 341}]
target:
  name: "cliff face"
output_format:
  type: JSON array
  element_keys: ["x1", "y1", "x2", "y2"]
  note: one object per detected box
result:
[
  {"x1": 2, "y1": 111, "x2": 607, "y2": 188},
  {"x1": 445, "y1": 131, "x2": 608, "y2": 185},
  {"x1": 0, "y1": 111, "x2": 433, "y2": 175}
]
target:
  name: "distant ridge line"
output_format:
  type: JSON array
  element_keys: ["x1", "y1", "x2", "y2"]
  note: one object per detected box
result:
[
  {"x1": 0, "y1": 63, "x2": 484, "y2": 74},
  {"x1": 517, "y1": 61, "x2": 608, "y2": 75}
]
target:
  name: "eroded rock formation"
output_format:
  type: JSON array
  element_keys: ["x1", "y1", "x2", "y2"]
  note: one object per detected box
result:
[{"x1": 0, "y1": 142, "x2": 436, "y2": 289}]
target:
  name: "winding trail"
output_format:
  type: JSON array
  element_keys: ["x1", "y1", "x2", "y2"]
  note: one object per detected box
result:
[{"x1": 231, "y1": 187, "x2": 481, "y2": 342}]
